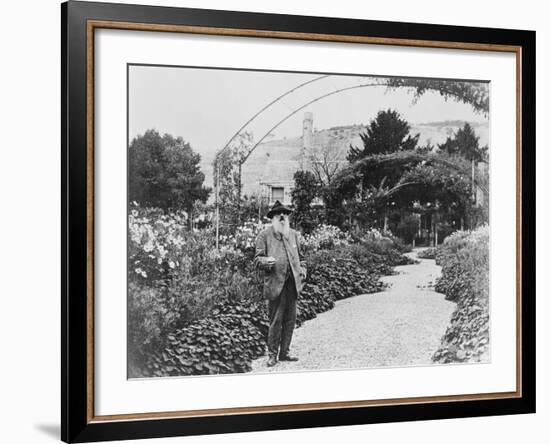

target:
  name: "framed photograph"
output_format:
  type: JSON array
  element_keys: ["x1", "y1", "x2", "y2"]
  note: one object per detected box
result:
[{"x1": 61, "y1": 1, "x2": 535, "y2": 442}]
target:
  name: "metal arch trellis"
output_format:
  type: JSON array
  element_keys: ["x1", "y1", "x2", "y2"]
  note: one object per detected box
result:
[
  {"x1": 216, "y1": 74, "x2": 330, "y2": 159},
  {"x1": 213, "y1": 78, "x2": 386, "y2": 249},
  {"x1": 213, "y1": 76, "x2": 489, "y2": 249},
  {"x1": 343, "y1": 152, "x2": 489, "y2": 196},
  {"x1": 240, "y1": 82, "x2": 383, "y2": 164},
  {"x1": 214, "y1": 74, "x2": 327, "y2": 249}
]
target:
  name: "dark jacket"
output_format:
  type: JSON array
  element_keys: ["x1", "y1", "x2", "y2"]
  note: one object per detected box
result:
[{"x1": 254, "y1": 226, "x2": 306, "y2": 301}]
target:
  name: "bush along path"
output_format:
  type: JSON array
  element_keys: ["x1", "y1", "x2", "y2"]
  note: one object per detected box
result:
[
  {"x1": 251, "y1": 249, "x2": 456, "y2": 373},
  {"x1": 139, "y1": 238, "x2": 413, "y2": 378},
  {"x1": 432, "y1": 226, "x2": 490, "y2": 363}
]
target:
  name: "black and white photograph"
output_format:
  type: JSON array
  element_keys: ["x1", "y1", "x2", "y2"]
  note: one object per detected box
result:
[
  {"x1": 0, "y1": 0, "x2": 543, "y2": 442},
  {"x1": 127, "y1": 66, "x2": 490, "y2": 378}
]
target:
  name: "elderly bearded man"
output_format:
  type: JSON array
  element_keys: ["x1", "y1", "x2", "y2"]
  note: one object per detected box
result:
[{"x1": 254, "y1": 200, "x2": 307, "y2": 367}]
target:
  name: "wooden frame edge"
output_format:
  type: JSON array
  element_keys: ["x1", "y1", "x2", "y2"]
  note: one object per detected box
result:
[
  {"x1": 89, "y1": 19, "x2": 521, "y2": 53},
  {"x1": 90, "y1": 391, "x2": 520, "y2": 423},
  {"x1": 86, "y1": 18, "x2": 95, "y2": 424},
  {"x1": 515, "y1": 46, "x2": 523, "y2": 398}
]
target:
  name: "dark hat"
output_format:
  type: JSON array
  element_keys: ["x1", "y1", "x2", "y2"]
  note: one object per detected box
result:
[{"x1": 267, "y1": 200, "x2": 293, "y2": 219}]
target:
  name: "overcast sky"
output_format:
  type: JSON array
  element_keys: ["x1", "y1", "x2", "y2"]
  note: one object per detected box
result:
[{"x1": 129, "y1": 65, "x2": 489, "y2": 159}]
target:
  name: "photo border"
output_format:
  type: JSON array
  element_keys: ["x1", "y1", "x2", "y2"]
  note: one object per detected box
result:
[{"x1": 62, "y1": 1, "x2": 535, "y2": 442}]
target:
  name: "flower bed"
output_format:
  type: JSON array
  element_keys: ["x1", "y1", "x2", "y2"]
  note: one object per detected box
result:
[
  {"x1": 140, "y1": 244, "x2": 396, "y2": 377},
  {"x1": 128, "y1": 209, "x2": 412, "y2": 377},
  {"x1": 432, "y1": 226, "x2": 490, "y2": 363},
  {"x1": 144, "y1": 302, "x2": 269, "y2": 376},
  {"x1": 295, "y1": 246, "x2": 389, "y2": 327},
  {"x1": 417, "y1": 247, "x2": 437, "y2": 260},
  {"x1": 128, "y1": 205, "x2": 263, "y2": 373}
]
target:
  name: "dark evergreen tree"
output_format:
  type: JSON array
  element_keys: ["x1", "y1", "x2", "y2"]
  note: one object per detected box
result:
[
  {"x1": 347, "y1": 109, "x2": 419, "y2": 162},
  {"x1": 438, "y1": 122, "x2": 488, "y2": 162},
  {"x1": 291, "y1": 170, "x2": 319, "y2": 234}
]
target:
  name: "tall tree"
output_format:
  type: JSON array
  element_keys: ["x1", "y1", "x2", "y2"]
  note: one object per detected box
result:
[
  {"x1": 307, "y1": 132, "x2": 347, "y2": 186},
  {"x1": 291, "y1": 170, "x2": 319, "y2": 234},
  {"x1": 438, "y1": 122, "x2": 488, "y2": 162},
  {"x1": 438, "y1": 122, "x2": 488, "y2": 204},
  {"x1": 347, "y1": 109, "x2": 419, "y2": 162},
  {"x1": 129, "y1": 129, "x2": 211, "y2": 228}
]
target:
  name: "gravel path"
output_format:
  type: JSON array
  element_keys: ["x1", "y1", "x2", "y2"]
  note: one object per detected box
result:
[{"x1": 250, "y1": 249, "x2": 456, "y2": 373}]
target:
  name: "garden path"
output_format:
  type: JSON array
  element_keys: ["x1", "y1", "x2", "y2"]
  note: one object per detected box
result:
[{"x1": 250, "y1": 249, "x2": 456, "y2": 373}]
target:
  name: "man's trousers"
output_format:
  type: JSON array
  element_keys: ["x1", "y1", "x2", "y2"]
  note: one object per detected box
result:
[{"x1": 266, "y1": 273, "x2": 297, "y2": 359}]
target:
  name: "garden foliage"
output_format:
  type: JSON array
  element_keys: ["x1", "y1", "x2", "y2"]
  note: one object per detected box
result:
[
  {"x1": 291, "y1": 170, "x2": 320, "y2": 234},
  {"x1": 416, "y1": 247, "x2": 437, "y2": 259},
  {"x1": 128, "y1": 211, "x2": 411, "y2": 377},
  {"x1": 128, "y1": 130, "x2": 211, "y2": 225},
  {"x1": 432, "y1": 226, "x2": 490, "y2": 363}
]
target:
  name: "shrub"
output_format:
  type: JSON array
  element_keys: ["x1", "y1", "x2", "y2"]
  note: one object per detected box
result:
[
  {"x1": 128, "y1": 205, "x2": 264, "y2": 371},
  {"x1": 434, "y1": 226, "x2": 489, "y2": 301},
  {"x1": 142, "y1": 302, "x2": 269, "y2": 377},
  {"x1": 395, "y1": 214, "x2": 419, "y2": 244},
  {"x1": 432, "y1": 225, "x2": 490, "y2": 363},
  {"x1": 301, "y1": 224, "x2": 351, "y2": 253},
  {"x1": 221, "y1": 220, "x2": 267, "y2": 255},
  {"x1": 385, "y1": 233, "x2": 413, "y2": 253},
  {"x1": 417, "y1": 247, "x2": 437, "y2": 259},
  {"x1": 128, "y1": 259, "x2": 262, "y2": 372},
  {"x1": 127, "y1": 282, "x2": 169, "y2": 373},
  {"x1": 349, "y1": 227, "x2": 413, "y2": 255},
  {"x1": 128, "y1": 207, "x2": 414, "y2": 377},
  {"x1": 292, "y1": 170, "x2": 319, "y2": 234},
  {"x1": 139, "y1": 240, "x2": 410, "y2": 377},
  {"x1": 302, "y1": 247, "x2": 387, "y2": 305}
]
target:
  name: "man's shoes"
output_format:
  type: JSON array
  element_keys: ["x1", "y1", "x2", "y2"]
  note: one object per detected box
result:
[
  {"x1": 266, "y1": 356, "x2": 278, "y2": 367},
  {"x1": 279, "y1": 354, "x2": 299, "y2": 362}
]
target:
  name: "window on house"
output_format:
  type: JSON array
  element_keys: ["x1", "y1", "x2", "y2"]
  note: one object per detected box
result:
[{"x1": 271, "y1": 187, "x2": 284, "y2": 202}]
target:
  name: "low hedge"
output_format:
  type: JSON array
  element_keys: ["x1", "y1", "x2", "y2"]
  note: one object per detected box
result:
[
  {"x1": 417, "y1": 247, "x2": 437, "y2": 260},
  {"x1": 138, "y1": 242, "x2": 408, "y2": 377},
  {"x1": 432, "y1": 226, "x2": 490, "y2": 363},
  {"x1": 295, "y1": 247, "x2": 388, "y2": 327},
  {"x1": 143, "y1": 302, "x2": 269, "y2": 377}
]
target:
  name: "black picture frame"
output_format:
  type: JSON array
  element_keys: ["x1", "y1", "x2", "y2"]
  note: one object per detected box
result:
[{"x1": 61, "y1": 1, "x2": 536, "y2": 442}]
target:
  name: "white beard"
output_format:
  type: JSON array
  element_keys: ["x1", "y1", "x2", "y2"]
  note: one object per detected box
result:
[{"x1": 272, "y1": 217, "x2": 290, "y2": 238}]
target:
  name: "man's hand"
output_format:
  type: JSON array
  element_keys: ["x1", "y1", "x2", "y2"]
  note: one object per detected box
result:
[
  {"x1": 264, "y1": 256, "x2": 276, "y2": 270},
  {"x1": 300, "y1": 266, "x2": 307, "y2": 280}
]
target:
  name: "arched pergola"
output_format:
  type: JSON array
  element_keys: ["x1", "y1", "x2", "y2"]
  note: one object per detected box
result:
[{"x1": 213, "y1": 75, "x2": 489, "y2": 248}]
